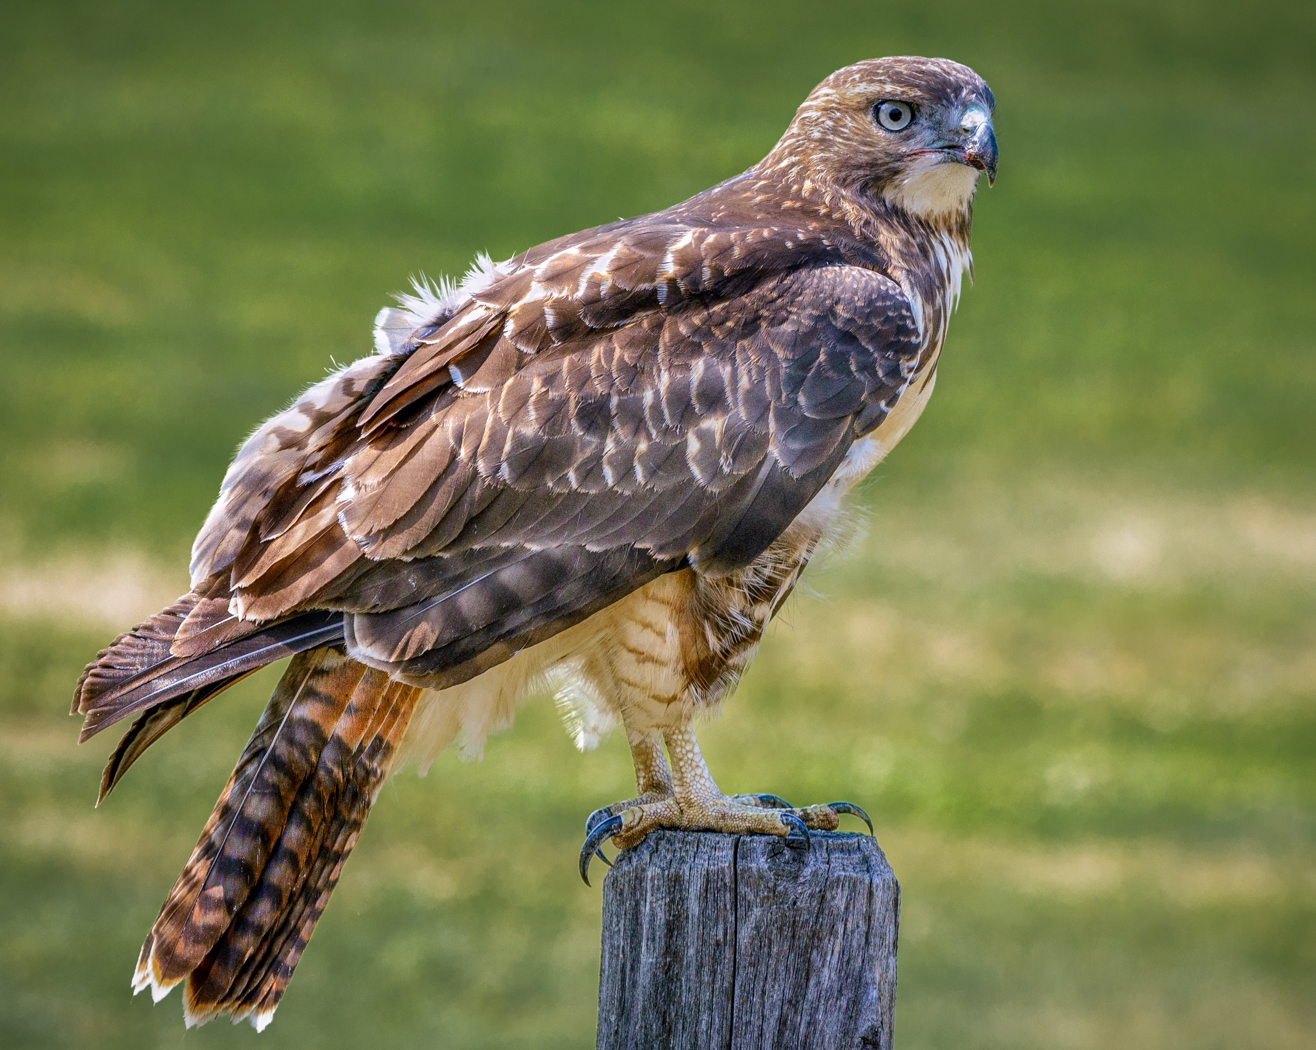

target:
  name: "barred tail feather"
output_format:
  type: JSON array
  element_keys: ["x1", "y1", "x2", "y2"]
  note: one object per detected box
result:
[{"x1": 133, "y1": 648, "x2": 420, "y2": 1030}]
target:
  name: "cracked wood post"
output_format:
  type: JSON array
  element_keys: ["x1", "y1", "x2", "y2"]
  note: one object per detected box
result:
[{"x1": 596, "y1": 829, "x2": 900, "y2": 1050}]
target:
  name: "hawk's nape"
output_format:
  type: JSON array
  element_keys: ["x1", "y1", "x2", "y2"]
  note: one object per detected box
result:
[{"x1": 74, "y1": 55, "x2": 994, "y2": 1028}]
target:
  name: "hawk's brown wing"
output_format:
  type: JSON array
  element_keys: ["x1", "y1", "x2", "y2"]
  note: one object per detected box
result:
[{"x1": 188, "y1": 238, "x2": 921, "y2": 689}]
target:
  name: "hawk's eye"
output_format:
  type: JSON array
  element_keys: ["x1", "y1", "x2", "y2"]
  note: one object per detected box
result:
[{"x1": 874, "y1": 101, "x2": 914, "y2": 131}]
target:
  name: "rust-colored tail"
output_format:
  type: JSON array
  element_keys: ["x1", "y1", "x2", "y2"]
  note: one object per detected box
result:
[{"x1": 132, "y1": 648, "x2": 420, "y2": 1030}]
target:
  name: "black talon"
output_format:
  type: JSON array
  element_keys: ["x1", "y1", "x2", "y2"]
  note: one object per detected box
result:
[
  {"x1": 750, "y1": 793, "x2": 793, "y2": 809},
  {"x1": 585, "y1": 807, "x2": 616, "y2": 866},
  {"x1": 585, "y1": 806, "x2": 615, "y2": 834},
  {"x1": 827, "y1": 801, "x2": 874, "y2": 835},
  {"x1": 580, "y1": 813, "x2": 624, "y2": 886},
  {"x1": 780, "y1": 812, "x2": 811, "y2": 850}
]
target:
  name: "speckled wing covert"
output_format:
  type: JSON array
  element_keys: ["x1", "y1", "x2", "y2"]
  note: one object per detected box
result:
[{"x1": 178, "y1": 215, "x2": 923, "y2": 695}]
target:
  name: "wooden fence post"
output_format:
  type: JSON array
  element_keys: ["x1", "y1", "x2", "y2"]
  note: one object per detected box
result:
[{"x1": 596, "y1": 829, "x2": 899, "y2": 1050}]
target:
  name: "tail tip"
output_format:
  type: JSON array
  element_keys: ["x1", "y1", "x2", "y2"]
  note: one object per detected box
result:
[
  {"x1": 132, "y1": 947, "x2": 181, "y2": 1004},
  {"x1": 138, "y1": 925, "x2": 283, "y2": 1031},
  {"x1": 181, "y1": 996, "x2": 278, "y2": 1032}
]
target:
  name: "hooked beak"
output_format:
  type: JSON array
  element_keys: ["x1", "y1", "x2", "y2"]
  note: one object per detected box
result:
[{"x1": 958, "y1": 121, "x2": 998, "y2": 186}]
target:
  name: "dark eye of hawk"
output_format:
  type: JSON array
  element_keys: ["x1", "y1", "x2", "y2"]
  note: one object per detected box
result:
[{"x1": 874, "y1": 100, "x2": 914, "y2": 131}]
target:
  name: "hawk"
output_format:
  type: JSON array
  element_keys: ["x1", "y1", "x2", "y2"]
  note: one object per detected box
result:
[{"x1": 73, "y1": 56, "x2": 996, "y2": 1029}]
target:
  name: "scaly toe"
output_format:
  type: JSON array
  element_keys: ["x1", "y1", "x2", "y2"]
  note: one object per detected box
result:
[
  {"x1": 731, "y1": 793, "x2": 794, "y2": 809},
  {"x1": 583, "y1": 790, "x2": 678, "y2": 870},
  {"x1": 589, "y1": 795, "x2": 805, "y2": 859},
  {"x1": 790, "y1": 803, "x2": 841, "y2": 831},
  {"x1": 610, "y1": 798, "x2": 680, "y2": 851},
  {"x1": 726, "y1": 795, "x2": 873, "y2": 834},
  {"x1": 576, "y1": 792, "x2": 875, "y2": 884}
]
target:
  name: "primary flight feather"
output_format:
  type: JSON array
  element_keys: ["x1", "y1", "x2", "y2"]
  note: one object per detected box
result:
[{"x1": 74, "y1": 56, "x2": 996, "y2": 1029}]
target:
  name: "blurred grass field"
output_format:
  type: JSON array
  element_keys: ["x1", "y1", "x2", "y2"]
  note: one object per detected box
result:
[{"x1": 1, "y1": 1, "x2": 1314, "y2": 1047}]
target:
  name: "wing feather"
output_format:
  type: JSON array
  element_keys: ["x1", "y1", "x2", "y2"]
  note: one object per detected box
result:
[{"x1": 190, "y1": 228, "x2": 919, "y2": 684}]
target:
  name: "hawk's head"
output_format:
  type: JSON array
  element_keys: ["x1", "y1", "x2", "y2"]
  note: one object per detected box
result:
[{"x1": 770, "y1": 57, "x2": 997, "y2": 225}]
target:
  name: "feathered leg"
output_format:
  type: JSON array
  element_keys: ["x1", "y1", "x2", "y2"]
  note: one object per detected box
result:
[{"x1": 133, "y1": 647, "x2": 420, "y2": 1030}]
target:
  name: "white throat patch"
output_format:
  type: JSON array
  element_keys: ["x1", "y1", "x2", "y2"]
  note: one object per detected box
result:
[{"x1": 883, "y1": 159, "x2": 980, "y2": 222}]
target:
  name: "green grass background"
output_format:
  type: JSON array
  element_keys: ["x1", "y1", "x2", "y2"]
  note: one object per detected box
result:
[{"x1": 2, "y1": 1, "x2": 1313, "y2": 1047}]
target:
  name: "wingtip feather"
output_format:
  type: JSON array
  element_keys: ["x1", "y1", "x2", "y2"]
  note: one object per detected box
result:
[{"x1": 73, "y1": 595, "x2": 198, "y2": 721}]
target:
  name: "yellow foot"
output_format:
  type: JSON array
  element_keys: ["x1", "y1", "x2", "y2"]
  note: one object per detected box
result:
[
  {"x1": 581, "y1": 790, "x2": 674, "y2": 873},
  {"x1": 579, "y1": 792, "x2": 872, "y2": 884}
]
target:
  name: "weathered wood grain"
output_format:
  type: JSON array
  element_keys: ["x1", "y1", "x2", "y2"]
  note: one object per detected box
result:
[{"x1": 597, "y1": 830, "x2": 899, "y2": 1050}]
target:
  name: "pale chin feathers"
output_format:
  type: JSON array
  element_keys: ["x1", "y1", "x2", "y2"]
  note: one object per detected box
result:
[{"x1": 883, "y1": 160, "x2": 980, "y2": 222}]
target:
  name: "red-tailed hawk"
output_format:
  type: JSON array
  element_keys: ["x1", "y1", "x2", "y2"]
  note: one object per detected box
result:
[{"x1": 74, "y1": 56, "x2": 995, "y2": 1029}]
